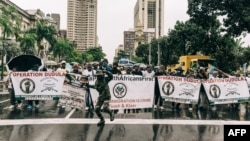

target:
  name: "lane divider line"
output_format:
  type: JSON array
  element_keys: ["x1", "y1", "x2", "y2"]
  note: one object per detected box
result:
[
  {"x1": 0, "y1": 99, "x2": 10, "y2": 104},
  {"x1": 65, "y1": 108, "x2": 76, "y2": 119}
]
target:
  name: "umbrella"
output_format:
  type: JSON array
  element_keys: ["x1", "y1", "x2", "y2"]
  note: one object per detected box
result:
[
  {"x1": 45, "y1": 60, "x2": 57, "y2": 66},
  {"x1": 6, "y1": 55, "x2": 44, "y2": 72}
]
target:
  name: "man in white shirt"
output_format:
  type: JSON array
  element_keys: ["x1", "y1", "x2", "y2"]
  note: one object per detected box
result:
[
  {"x1": 56, "y1": 61, "x2": 70, "y2": 73},
  {"x1": 142, "y1": 65, "x2": 155, "y2": 77},
  {"x1": 82, "y1": 63, "x2": 96, "y2": 111}
]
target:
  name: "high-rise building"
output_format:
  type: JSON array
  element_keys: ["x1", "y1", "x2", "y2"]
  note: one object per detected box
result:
[
  {"x1": 67, "y1": 0, "x2": 97, "y2": 52},
  {"x1": 51, "y1": 13, "x2": 60, "y2": 31},
  {"x1": 134, "y1": 0, "x2": 164, "y2": 38}
]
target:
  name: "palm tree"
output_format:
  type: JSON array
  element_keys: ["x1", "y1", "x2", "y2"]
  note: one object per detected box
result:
[
  {"x1": 27, "y1": 21, "x2": 57, "y2": 58},
  {"x1": 0, "y1": 5, "x2": 21, "y2": 79},
  {"x1": 52, "y1": 39, "x2": 73, "y2": 61},
  {"x1": 18, "y1": 33, "x2": 37, "y2": 54}
]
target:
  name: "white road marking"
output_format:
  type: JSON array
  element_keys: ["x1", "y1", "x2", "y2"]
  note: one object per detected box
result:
[
  {"x1": 0, "y1": 118, "x2": 249, "y2": 126},
  {"x1": 65, "y1": 108, "x2": 76, "y2": 119},
  {"x1": 0, "y1": 99, "x2": 9, "y2": 104}
]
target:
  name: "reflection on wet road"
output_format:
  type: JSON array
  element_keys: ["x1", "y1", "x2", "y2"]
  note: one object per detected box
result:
[{"x1": 0, "y1": 100, "x2": 250, "y2": 140}]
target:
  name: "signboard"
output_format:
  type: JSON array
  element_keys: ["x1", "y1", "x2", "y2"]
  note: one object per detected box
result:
[
  {"x1": 158, "y1": 76, "x2": 201, "y2": 104},
  {"x1": 89, "y1": 75, "x2": 155, "y2": 109},
  {"x1": 11, "y1": 72, "x2": 65, "y2": 100},
  {"x1": 202, "y1": 77, "x2": 250, "y2": 104}
]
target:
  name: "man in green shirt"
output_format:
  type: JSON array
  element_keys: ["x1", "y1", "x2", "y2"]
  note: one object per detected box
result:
[{"x1": 88, "y1": 69, "x2": 114, "y2": 126}]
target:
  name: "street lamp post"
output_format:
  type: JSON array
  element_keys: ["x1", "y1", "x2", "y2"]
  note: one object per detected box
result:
[
  {"x1": 157, "y1": 41, "x2": 161, "y2": 66},
  {"x1": 149, "y1": 43, "x2": 151, "y2": 65}
]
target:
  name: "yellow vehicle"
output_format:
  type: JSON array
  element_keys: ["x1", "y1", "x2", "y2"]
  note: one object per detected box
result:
[{"x1": 168, "y1": 55, "x2": 216, "y2": 74}]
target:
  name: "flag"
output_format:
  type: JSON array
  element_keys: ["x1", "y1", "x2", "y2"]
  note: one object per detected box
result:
[{"x1": 208, "y1": 63, "x2": 216, "y2": 74}]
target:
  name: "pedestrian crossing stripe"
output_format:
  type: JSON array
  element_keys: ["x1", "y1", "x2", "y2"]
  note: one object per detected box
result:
[{"x1": 0, "y1": 119, "x2": 249, "y2": 126}]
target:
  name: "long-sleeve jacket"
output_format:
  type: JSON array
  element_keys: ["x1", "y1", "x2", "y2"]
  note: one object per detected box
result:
[{"x1": 89, "y1": 71, "x2": 113, "y2": 101}]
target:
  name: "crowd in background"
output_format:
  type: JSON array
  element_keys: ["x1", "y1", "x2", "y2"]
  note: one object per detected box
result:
[{"x1": 6, "y1": 58, "x2": 250, "y2": 113}]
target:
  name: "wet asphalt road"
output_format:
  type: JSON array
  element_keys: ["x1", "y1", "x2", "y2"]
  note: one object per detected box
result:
[{"x1": 0, "y1": 94, "x2": 250, "y2": 141}]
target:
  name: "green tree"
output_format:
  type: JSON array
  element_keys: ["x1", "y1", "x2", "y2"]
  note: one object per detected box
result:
[
  {"x1": 188, "y1": 0, "x2": 250, "y2": 37},
  {"x1": 135, "y1": 43, "x2": 149, "y2": 64},
  {"x1": 0, "y1": 5, "x2": 21, "y2": 79},
  {"x1": 159, "y1": 36, "x2": 179, "y2": 67},
  {"x1": 82, "y1": 47, "x2": 106, "y2": 62},
  {"x1": 66, "y1": 49, "x2": 83, "y2": 64},
  {"x1": 18, "y1": 33, "x2": 37, "y2": 54},
  {"x1": 52, "y1": 39, "x2": 73, "y2": 61},
  {"x1": 27, "y1": 21, "x2": 57, "y2": 57}
]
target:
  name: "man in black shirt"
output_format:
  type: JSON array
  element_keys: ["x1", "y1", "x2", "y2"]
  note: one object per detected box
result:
[
  {"x1": 132, "y1": 64, "x2": 143, "y2": 76},
  {"x1": 110, "y1": 62, "x2": 121, "y2": 74}
]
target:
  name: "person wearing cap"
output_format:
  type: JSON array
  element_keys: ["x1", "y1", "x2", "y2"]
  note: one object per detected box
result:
[
  {"x1": 71, "y1": 63, "x2": 82, "y2": 74},
  {"x1": 56, "y1": 61, "x2": 70, "y2": 73},
  {"x1": 87, "y1": 69, "x2": 114, "y2": 126}
]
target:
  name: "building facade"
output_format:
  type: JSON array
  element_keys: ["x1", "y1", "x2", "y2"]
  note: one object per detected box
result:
[
  {"x1": 67, "y1": 0, "x2": 97, "y2": 53},
  {"x1": 114, "y1": 44, "x2": 124, "y2": 58},
  {"x1": 51, "y1": 13, "x2": 60, "y2": 31},
  {"x1": 134, "y1": 0, "x2": 164, "y2": 38}
]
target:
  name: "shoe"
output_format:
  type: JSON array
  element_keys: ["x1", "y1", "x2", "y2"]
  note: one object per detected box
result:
[
  {"x1": 62, "y1": 105, "x2": 66, "y2": 109},
  {"x1": 211, "y1": 105, "x2": 216, "y2": 111},
  {"x1": 188, "y1": 107, "x2": 193, "y2": 111},
  {"x1": 97, "y1": 118, "x2": 105, "y2": 126},
  {"x1": 9, "y1": 105, "x2": 15, "y2": 109},
  {"x1": 17, "y1": 103, "x2": 23, "y2": 109},
  {"x1": 85, "y1": 107, "x2": 89, "y2": 111},
  {"x1": 27, "y1": 105, "x2": 32, "y2": 110},
  {"x1": 57, "y1": 103, "x2": 61, "y2": 107},
  {"x1": 110, "y1": 112, "x2": 115, "y2": 121},
  {"x1": 153, "y1": 105, "x2": 157, "y2": 109},
  {"x1": 160, "y1": 106, "x2": 165, "y2": 110}
]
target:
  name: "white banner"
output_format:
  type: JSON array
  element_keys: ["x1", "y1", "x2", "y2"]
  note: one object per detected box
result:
[
  {"x1": 11, "y1": 72, "x2": 65, "y2": 100},
  {"x1": 58, "y1": 73, "x2": 90, "y2": 109},
  {"x1": 59, "y1": 81, "x2": 86, "y2": 109},
  {"x1": 202, "y1": 77, "x2": 250, "y2": 104},
  {"x1": 89, "y1": 75, "x2": 155, "y2": 109},
  {"x1": 158, "y1": 76, "x2": 201, "y2": 104}
]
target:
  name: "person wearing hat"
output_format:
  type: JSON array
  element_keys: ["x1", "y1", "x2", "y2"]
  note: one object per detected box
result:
[
  {"x1": 87, "y1": 69, "x2": 114, "y2": 126},
  {"x1": 71, "y1": 63, "x2": 82, "y2": 74},
  {"x1": 56, "y1": 60, "x2": 70, "y2": 73}
]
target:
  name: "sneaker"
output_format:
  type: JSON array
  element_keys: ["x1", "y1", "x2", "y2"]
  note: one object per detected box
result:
[
  {"x1": 153, "y1": 105, "x2": 157, "y2": 109},
  {"x1": 211, "y1": 105, "x2": 217, "y2": 111},
  {"x1": 57, "y1": 103, "x2": 61, "y2": 107},
  {"x1": 27, "y1": 105, "x2": 32, "y2": 110},
  {"x1": 85, "y1": 107, "x2": 89, "y2": 111},
  {"x1": 9, "y1": 105, "x2": 15, "y2": 109},
  {"x1": 61, "y1": 105, "x2": 66, "y2": 109},
  {"x1": 188, "y1": 107, "x2": 193, "y2": 111},
  {"x1": 17, "y1": 103, "x2": 23, "y2": 109},
  {"x1": 160, "y1": 106, "x2": 165, "y2": 110},
  {"x1": 97, "y1": 118, "x2": 105, "y2": 126}
]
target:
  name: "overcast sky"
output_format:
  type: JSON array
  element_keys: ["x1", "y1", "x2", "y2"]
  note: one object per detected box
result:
[{"x1": 9, "y1": 0, "x2": 190, "y2": 62}]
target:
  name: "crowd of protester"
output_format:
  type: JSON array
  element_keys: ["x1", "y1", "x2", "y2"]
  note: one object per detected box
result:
[{"x1": 6, "y1": 59, "x2": 250, "y2": 114}]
